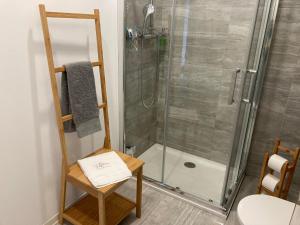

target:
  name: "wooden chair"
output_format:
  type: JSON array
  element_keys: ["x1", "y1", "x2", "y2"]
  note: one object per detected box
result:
[
  {"x1": 38, "y1": 5, "x2": 144, "y2": 225},
  {"x1": 257, "y1": 138, "x2": 300, "y2": 199}
]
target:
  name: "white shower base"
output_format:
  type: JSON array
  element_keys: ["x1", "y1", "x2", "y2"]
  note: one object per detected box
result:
[{"x1": 139, "y1": 143, "x2": 226, "y2": 204}]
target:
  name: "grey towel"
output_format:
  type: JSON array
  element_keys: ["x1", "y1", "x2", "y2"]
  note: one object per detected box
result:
[{"x1": 61, "y1": 61, "x2": 101, "y2": 138}]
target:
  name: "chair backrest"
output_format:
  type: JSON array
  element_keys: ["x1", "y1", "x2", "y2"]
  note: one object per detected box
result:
[{"x1": 39, "y1": 4, "x2": 111, "y2": 172}]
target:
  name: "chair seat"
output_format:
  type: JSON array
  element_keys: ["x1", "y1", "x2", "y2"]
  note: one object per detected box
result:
[{"x1": 66, "y1": 148, "x2": 144, "y2": 197}]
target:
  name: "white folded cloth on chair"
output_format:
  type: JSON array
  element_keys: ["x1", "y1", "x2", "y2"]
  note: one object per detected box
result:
[{"x1": 78, "y1": 151, "x2": 132, "y2": 188}]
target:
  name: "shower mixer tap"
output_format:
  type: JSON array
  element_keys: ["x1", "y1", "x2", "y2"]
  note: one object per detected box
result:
[
  {"x1": 126, "y1": 28, "x2": 140, "y2": 40},
  {"x1": 126, "y1": 28, "x2": 141, "y2": 51}
]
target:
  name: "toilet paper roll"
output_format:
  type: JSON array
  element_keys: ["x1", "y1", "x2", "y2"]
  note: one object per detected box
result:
[
  {"x1": 262, "y1": 174, "x2": 280, "y2": 192},
  {"x1": 268, "y1": 154, "x2": 288, "y2": 173}
]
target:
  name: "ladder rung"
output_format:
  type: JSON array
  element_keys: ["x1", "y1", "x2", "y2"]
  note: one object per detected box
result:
[
  {"x1": 55, "y1": 61, "x2": 101, "y2": 73},
  {"x1": 278, "y1": 146, "x2": 291, "y2": 153},
  {"x1": 46, "y1": 11, "x2": 96, "y2": 19},
  {"x1": 62, "y1": 103, "x2": 106, "y2": 122}
]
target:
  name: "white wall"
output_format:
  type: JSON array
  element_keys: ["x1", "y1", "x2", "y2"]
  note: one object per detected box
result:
[
  {"x1": 0, "y1": 1, "x2": 120, "y2": 225},
  {"x1": 117, "y1": 0, "x2": 125, "y2": 149}
]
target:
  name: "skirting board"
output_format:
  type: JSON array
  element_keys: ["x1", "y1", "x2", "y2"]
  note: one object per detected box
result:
[{"x1": 43, "y1": 213, "x2": 59, "y2": 225}]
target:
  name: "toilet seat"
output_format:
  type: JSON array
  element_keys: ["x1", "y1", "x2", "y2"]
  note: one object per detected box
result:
[{"x1": 237, "y1": 194, "x2": 295, "y2": 225}]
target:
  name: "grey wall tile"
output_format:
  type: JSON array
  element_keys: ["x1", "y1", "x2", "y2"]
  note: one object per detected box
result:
[
  {"x1": 263, "y1": 66, "x2": 296, "y2": 90},
  {"x1": 252, "y1": 109, "x2": 284, "y2": 143},
  {"x1": 279, "y1": 0, "x2": 300, "y2": 8},
  {"x1": 259, "y1": 86, "x2": 290, "y2": 113}
]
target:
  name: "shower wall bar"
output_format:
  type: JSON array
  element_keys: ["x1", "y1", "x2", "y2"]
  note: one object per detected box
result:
[{"x1": 228, "y1": 68, "x2": 241, "y2": 105}]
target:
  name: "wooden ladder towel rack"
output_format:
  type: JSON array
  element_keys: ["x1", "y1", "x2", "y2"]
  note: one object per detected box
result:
[
  {"x1": 257, "y1": 138, "x2": 300, "y2": 199},
  {"x1": 39, "y1": 4, "x2": 144, "y2": 225}
]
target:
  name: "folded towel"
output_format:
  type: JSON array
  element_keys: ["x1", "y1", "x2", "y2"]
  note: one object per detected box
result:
[
  {"x1": 61, "y1": 61, "x2": 101, "y2": 138},
  {"x1": 61, "y1": 70, "x2": 76, "y2": 132},
  {"x1": 78, "y1": 151, "x2": 132, "y2": 188}
]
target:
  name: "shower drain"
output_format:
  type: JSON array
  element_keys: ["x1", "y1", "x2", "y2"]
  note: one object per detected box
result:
[{"x1": 184, "y1": 162, "x2": 196, "y2": 168}]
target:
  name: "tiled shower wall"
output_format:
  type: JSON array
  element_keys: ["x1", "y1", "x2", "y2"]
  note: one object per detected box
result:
[
  {"x1": 124, "y1": 0, "x2": 161, "y2": 154},
  {"x1": 247, "y1": 0, "x2": 300, "y2": 202}
]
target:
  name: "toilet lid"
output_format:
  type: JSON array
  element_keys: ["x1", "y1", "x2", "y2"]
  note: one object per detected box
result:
[{"x1": 237, "y1": 194, "x2": 295, "y2": 225}]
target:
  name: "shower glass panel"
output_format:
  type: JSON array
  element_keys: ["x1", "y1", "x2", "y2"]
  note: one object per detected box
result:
[
  {"x1": 123, "y1": 0, "x2": 275, "y2": 211},
  {"x1": 124, "y1": 0, "x2": 167, "y2": 182}
]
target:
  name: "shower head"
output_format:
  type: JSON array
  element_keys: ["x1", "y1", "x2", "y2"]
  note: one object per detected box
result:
[
  {"x1": 142, "y1": 3, "x2": 155, "y2": 35},
  {"x1": 144, "y1": 3, "x2": 155, "y2": 19}
]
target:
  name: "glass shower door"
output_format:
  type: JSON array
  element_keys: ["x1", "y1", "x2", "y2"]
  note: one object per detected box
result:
[
  {"x1": 160, "y1": 0, "x2": 260, "y2": 205},
  {"x1": 222, "y1": 0, "x2": 280, "y2": 208}
]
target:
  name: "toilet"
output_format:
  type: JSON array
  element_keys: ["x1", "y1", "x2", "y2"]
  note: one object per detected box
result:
[{"x1": 237, "y1": 194, "x2": 299, "y2": 225}]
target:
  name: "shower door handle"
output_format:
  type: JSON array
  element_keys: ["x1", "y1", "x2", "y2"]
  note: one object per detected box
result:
[
  {"x1": 242, "y1": 69, "x2": 257, "y2": 104},
  {"x1": 228, "y1": 68, "x2": 241, "y2": 105}
]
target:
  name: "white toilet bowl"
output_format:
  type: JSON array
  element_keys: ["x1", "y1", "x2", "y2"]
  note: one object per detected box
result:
[{"x1": 237, "y1": 194, "x2": 296, "y2": 225}]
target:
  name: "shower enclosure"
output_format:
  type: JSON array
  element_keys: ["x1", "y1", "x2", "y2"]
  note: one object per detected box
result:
[{"x1": 123, "y1": 0, "x2": 279, "y2": 212}]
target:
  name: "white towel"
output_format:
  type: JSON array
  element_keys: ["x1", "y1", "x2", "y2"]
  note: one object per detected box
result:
[{"x1": 78, "y1": 151, "x2": 132, "y2": 188}]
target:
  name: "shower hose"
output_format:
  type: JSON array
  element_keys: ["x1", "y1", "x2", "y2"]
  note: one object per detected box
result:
[{"x1": 139, "y1": 34, "x2": 160, "y2": 109}]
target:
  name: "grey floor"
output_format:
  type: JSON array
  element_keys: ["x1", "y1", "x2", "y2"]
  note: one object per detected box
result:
[
  {"x1": 61, "y1": 176, "x2": 257, "y2": 225},
  {"x1": 116, "y1": 176, "x2": 258, "y2": 225}
]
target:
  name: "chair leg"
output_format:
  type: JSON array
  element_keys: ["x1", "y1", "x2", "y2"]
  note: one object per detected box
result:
[
  {"x1": 98, "y1": 193, "x2": 106, "y2": 225},
  {"x1": 59, "y1": 162, "x2": 67, "y2": 225},
  {"x1": 136, "y1": 167, "x2": 143, "y2": 218}
]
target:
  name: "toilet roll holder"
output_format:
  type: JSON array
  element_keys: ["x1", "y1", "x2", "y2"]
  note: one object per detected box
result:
[{"x1": 257, "y1": 138, "x2": 300, "y2": 199}]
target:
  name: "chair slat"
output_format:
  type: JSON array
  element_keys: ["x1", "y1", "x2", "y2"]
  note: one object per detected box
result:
[
  {"x1": 61, "y1": 103, "x2": 106, "y2": 122},
  {"x1": 278, "y1": 146, "x2": 292, "y2": 154},
  {"x1": 46, "y1": 11, "x2": 96, "y2": 19},
  {"x1": 94, "y1": 9, "x2": 111, "y2": 149},
  {"x1": 55, "y1": 61, "x2": 102, "y2": 73}
]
